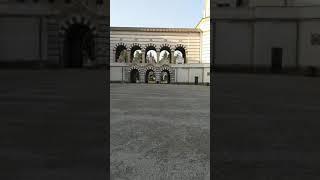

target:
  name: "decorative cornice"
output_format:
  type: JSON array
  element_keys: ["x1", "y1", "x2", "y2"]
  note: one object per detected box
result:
[{"x1": 110, "y1": 27, "x2": 201, "y2": 33}]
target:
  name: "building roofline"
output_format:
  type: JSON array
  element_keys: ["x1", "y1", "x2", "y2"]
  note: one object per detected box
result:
[
  {"x1": 110, "y1": 26, "x2": 201, "y2": 33},
  {"x1": 195, "y1": 17, "x2": 210, "y2": 29}
]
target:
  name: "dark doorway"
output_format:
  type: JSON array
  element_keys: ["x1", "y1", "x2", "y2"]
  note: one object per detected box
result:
[
  {"x1": 145, "y1": 69, "x2": 156, "y2": 83},
  {"x1": 271, "y1": 47, "x2": 283, "y2": 72},
  {"x1": 130, "y1": 69, "x2": 140, "y2": 83},
  {"x1": 63, "y1": 24, "x2": 94, "y2": 68},
  {"x1": 160, "y1": 70, "x2": 170, "y2": 84}
]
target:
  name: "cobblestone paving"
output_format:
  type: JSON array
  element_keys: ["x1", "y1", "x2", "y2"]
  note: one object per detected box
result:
[{"x1": 111, "y1": 84, "x2": 210, "y2": 180}]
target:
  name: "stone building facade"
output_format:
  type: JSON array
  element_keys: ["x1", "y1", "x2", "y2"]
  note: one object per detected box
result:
[
  {"x1": 110, "y1": 0, "x2": 211, "y2": 84},
  {"x1": 0, "y1": 0, "x2": 210, "y2": 84},
  {"x1": 213, "y1": 0, "x2": 320, "y2": 72},
  {"x1": 0, "y1": 0, "x2": 108, "y2": 67}
]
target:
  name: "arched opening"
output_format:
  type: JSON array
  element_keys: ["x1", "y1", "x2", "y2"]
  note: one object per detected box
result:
[
  {"x1": 132, "y1": 49, "x2": 142, "y2": 63},
  {"x1": 160, "y1": 70, "x2": 170, "y2": 84},
  {"x1": 145, "y1": 46, "x2": 157, "y2": 63},
  {"x1": 115, "y1": 45, "x2": 127, "y2": 63},
  {"x1": 130, "y1": 46, "x2": 142, "y2": 63},
  {"x1": 174, "y1": 46, "x2": 186, "y2": 64},
  {"x1": 159, "y1": 46, "x2": 171, "y2": 64},
  {"x1": 63, "y1": 24, "x2": 94, "y2": 68},
  {"x1": 145, "y1": 69, "x2": 156, "y2": 83},
  {"x1": 130, "y1": 69, "x2": 140, "y2": 83}
]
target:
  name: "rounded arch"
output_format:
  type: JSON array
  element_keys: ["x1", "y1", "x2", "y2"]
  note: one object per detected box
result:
[
  {"x1": 62, "y1": 24, "x2": 95, "y2": 67},
  {"x1": 160, "y1": 65, "x2": 174, "y2": 83},
  {"x1": 59, "y1": 16, "x2": 97, "y2": 36},
  {"x1": 128, "y1": 65, "x2": 142, "y2": 73},
  {"x1": 130, "y1": 43, "x2": 143, "y2": 63},
  {"x1": 128, "y1": 65, "x2": 141, "y2": 82},
  {"x1": 145, "y1": 69, "x2": 156, "y2": 83},
  {"x1": 59, "y1": 16, "x2": 97, "y2": 68},
  {"x1": 160, "y1": 44, "x2": 172, "y2": 52},
  {"x1": 130, "y1": 69, "x2": 140, "y2": 83},
  {"x1": 143, "y1": 43, "x2": 158, "y2": 51},
  {"x1": 160, "y1": 69, "x2": 170, "y2": 84},
  {"x1": 159, "y1": 44, "x2": 172, "y2": 64},
  {"x1": 114, "y1": 43, "x2": 127, "y2": 63},
  {"x1": 144, "y1": 44, "x2": 158, "y2": 63},
  {"x1": 174, "y1": 44, "x2": 187, "y2": 64}
]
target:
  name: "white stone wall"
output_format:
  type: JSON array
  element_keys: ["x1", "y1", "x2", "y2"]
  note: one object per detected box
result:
[
  {"x1": 299, "y1": 20, "x2": 320, "y2": 67},
  {"x1": 110, "y1": 63, "x2": 210, "y2": 84},
  {"x1": 254, "y1": 21, "x2": 297, "y2": 68},
  {"x1": 110, "y1": 63, "x2": 127, "y2": 82},
  {"x1": 215, "y1": 21, "x2": 252, "y2": 66},
  {"x1": 197, "y1": 18, "x2": 211, "y2": 64},
  {"x1": 0, "y1": 0, "x2": 107, "y2": 16},
  {"x1": 0, "y1": 17, "x2": 40, "y2": 61},
  {"x1": 110, "y1": 28, "x2": 201, "y2": 64},
  {"x1": 213, "y1": 5, "x2": 320, "y2": 70},
  {"x1": 172, "y1": 64, "x2": 210, "y2": 83}
]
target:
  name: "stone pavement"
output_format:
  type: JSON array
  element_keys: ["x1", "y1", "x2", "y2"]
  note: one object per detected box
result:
[
  {"x1": 0, "y1": 70, "x2": 107, "y2": 180},
  {"x1": 110, "y1": 84, "x2": 210, "y2": 180},
  {"x1": 3, "y1": 70, "x2": 319, "y2": 180},
  {"x1": 213, "y1": 73, "x2": 320, "y2": 180}
]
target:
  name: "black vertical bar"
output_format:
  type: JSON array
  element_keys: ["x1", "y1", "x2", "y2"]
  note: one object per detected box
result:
[
  {"x1": 39, "y1": 17, "x2": 42, "y2": 63},
  {"x1": 210, "y1": 0, "x2": 215, "y2": 177},
  {"x1": 106, "y1": 0, "x2": 110, "y2": 178}
]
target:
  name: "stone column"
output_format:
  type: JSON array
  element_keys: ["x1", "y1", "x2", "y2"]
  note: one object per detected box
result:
[
  {"x1": 171, "y1": 50, "x2": 175, "y2": 64},
  {"x1": 157, "y1": 51, "x2": 160, "y2": 63},
  {"x1": 142, "y1": 50, "x2": 146, "y2": 63},
  {"x1": 112, "y1": 50, "x2": 115, "y2": 62},
  {"x1": 127, "y1": 49, "x2": 131, "y2": 63}
]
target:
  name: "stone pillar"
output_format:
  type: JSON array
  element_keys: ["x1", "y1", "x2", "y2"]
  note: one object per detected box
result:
[
  {"x1": 113, "y1": 50, "x2": 116, "y2": 62},
  {"x1": 171, "y1": 51, "x2": 175, "y2": 64},
  {"x1": 142, "y1": 50, "x2": 146, "y2": 63},
  {"x1": 127, "y1": 49, "x2": 131, "y2": 63},
  {"x1": 157, "y1": 51, "x2": 160, "y2": 63}
]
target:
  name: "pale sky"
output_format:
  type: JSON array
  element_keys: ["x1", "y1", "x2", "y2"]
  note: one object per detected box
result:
[{"x1": 110, "y1": 0, "x2": 205, "y2": 28}]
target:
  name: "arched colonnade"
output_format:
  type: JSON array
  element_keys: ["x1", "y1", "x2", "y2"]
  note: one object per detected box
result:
[{"x1": 113, "y1": 43, "x2": 187, "y2": 64}]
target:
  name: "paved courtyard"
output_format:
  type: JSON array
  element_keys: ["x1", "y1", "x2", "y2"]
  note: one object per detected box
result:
[
  {"x1": 0, "y1": 70, "x2": 107, "y2": 180},
  {"x1": 213, "y1": 73, "x2": 320, "y2": 179},
  {"x1": 2, "y1": 70, "x2": 320, "y2": 179},
  {"x1": 110, "y1": 84, "x2": 210, "y2": 180}
]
